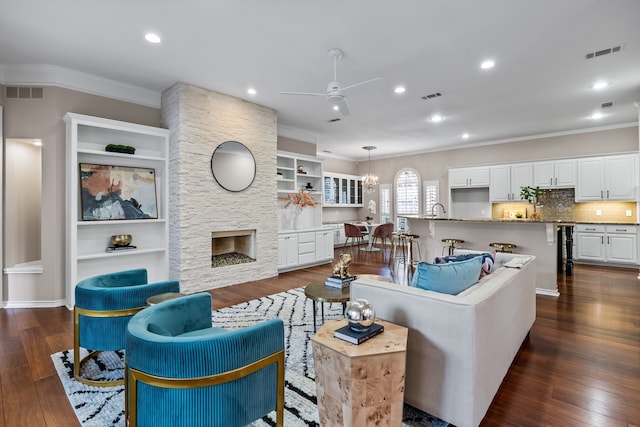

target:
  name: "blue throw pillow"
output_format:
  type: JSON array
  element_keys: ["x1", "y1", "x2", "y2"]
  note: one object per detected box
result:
[
  {"x1": 412, "y1": 256, "x2": 482, "y2": 295},
  {"x1": 434, "y1": 252, "x2": 495, "y2": 277}
]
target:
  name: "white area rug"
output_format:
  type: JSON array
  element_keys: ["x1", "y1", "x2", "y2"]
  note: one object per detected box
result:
[{"x1": 51, "y1": 287, "x2": 448, "y2": 426}]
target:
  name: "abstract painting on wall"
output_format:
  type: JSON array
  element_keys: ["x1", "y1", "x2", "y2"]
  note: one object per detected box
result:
[{"x1": 79, "y1": 163, "x2": 158, "y2": 220}]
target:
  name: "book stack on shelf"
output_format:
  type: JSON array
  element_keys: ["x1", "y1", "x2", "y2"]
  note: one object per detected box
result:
[
  {"x1": 334, "y1": 323, "x2": 384, "y2": 345},
  {"x1": 105, "y1": 245, "x2": 138, "y2": 253},
  {"x1": 325, "y1": 275, "x2": 357, "y2": 288}
]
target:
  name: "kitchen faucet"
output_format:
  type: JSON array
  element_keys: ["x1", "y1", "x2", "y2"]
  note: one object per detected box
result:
[{"x1": 431, "y1": 202, "x2": 446, "y2": 218}]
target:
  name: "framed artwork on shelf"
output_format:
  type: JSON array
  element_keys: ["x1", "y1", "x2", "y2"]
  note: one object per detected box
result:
[{"x1": 79, "y1": 163, "x2": 158, "y2": 220}]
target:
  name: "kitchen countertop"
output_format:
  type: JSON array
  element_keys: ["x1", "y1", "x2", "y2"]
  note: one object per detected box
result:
[{"x1": 401, "y1": 216, "x2": 639, "y2": 226}]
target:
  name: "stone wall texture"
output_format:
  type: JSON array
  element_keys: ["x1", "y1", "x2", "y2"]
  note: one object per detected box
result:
[{"x1": 161, "y1": 82, "x2": 278, "y2": 292}]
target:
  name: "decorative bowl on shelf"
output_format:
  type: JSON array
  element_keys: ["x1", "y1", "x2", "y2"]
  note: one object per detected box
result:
[{"x1": 110, "y1": 234, "x2": 133, "y2": 247}]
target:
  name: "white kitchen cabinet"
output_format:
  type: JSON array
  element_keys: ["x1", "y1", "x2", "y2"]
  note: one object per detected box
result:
[
  {"x1": 575, "y1": 225, "x2": 606, "y2": 261},
  {"x1": 298, "y1": 232, "x2": 316, "y2": 265},
  {"x1": 278, "y1": 233, "x2": 298, "y2": 269},
  {"x1": 315, "y1": 230, "x2": 335, "y2": 261},
  {"x1": 64, "y1": 113, "x2": 169, "y2": 308},
  {"x1": 323, "y1": 223, "x2": 347, "y2": 246},
  {"x1": 278, "y1": 228, "x2": 333, "y2": 271},
  {"x1": 489, "y1": 163, "x2": 533, "y2": 202},
  {"x1": 448, "y1": 167, "x2": 490, "y2": 188},
  {"x1": 323, "y1": 172, "x2": 363, "y2": 207},
  {"x1": 533, "y1": 159, "x2": 576, "y2": 188},
  {"x1": 576, "y1": 154, "x2": 637, "y2": 201},
  {"x1": 606, "y1": 225, "x2": 638, "y2": 264},
  {"x1": 575, "y1": 224, "x2": 638, "y2": 265}
]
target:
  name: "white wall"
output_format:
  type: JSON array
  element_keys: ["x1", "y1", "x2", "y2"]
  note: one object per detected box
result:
[{"x1": 1, "y1": 86, "x2": 160, "y2": 306}]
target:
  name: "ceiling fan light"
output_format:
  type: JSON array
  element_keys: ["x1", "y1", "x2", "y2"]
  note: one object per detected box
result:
[{"x1": 591, "y1": 81, "x2": 608, "y2": 90}]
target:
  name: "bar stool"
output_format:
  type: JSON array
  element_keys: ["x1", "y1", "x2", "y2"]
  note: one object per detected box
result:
[
  {"x1": 405, "y1": 234, "x2": 421, "y2": 262},
  {"x1": 392, "y1": 233, "x2": 421, "y2": 277},
  {"x1": 489, "y1": 242, "x2": 517, "y2": 253},
  {"x1": 442, "y1": 238, "x2": 465, "y2": 256},
  {"x1": 391, "y1": 232, "x2": 407, "y2": 265}
]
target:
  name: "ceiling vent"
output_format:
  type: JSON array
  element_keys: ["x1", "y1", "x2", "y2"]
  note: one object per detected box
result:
[
  {"x1": 327, "y1": 118, "x2": 341, "y2": 123},
  {"x1": 5, "y1": 86, "x2": 44, "y2": 99},
  {"x1": 421, "y1": 92, "x2": 443, "y2": 100},
  {"x1": 585, "y1": 44, "x2": 623, "y2": 59},
  {"x1": 601, "y1": 101, "x2": 614, "y2": 108}
]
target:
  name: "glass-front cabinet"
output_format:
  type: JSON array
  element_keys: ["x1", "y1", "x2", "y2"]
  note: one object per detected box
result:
[{"x1": 323, "y1": 172, "x2": 363, "y2": 207}]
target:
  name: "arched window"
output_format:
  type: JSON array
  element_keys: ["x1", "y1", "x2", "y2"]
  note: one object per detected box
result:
[{"x1": 395, "y1": 169, "x2": 420, "y2": 216}]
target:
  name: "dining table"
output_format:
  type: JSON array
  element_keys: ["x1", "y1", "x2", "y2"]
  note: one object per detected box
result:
[{"x1": 351, "y1": 221, "x2": 381, "y2": 251}]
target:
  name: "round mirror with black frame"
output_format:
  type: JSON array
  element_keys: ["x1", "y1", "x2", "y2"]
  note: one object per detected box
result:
[{"x1": 210, "y1": 141, "x2": 256, "y2": 192}]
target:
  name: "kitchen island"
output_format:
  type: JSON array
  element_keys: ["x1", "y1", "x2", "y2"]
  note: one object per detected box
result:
[{"x1": 403, "y1": 217, "x2": 569, "y2": 295}]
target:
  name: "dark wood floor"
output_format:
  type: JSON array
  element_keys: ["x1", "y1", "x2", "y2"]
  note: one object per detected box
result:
[{"x1": 1, "y1": 245, "x2": 639, "y2": 426}]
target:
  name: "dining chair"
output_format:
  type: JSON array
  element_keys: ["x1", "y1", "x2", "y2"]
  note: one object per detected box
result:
[
  {"x1": 371, "y1": 222, "x2": 394, "y2": 250},
  {"x1": 343, "y1": 223, "x2": 366, "y2": 247}
]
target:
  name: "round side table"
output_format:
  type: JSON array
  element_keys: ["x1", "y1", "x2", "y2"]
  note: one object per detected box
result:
[{"x1": 146, "y1": 292, "x2": 186, "y2": 306}]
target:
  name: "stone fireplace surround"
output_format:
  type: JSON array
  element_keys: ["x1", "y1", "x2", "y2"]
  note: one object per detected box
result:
[{"x1": 161, "y1": 82, "x2": 279, "y2": 293}]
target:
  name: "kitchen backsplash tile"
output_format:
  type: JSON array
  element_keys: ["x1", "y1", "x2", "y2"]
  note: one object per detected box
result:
[{"x1": 492, "y1": 188, "x2": 637, "y2": 223}]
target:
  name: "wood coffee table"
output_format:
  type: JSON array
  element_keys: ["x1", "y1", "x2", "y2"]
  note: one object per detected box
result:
[{"x1": 304, "y1": 275, "x2": 394, "y2": 332}]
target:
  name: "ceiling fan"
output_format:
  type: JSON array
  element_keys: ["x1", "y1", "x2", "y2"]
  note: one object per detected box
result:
[{"x1": 279, "y1": 48, "x2": 382, "y2": 116}]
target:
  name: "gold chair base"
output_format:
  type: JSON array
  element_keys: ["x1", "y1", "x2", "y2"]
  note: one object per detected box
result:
[
  {"x1": 74, "y1": 350, "x2": 124, "y2": 387},
  {"x1": 73, "y1": 305, "x2": 144, "y2": 388}
]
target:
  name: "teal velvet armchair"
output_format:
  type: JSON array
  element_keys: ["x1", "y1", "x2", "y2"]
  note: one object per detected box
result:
[
  {"x1": 73, "y1": 268, "x2": 180, "y2": 386},
  {"x1": 125, "y1": 293, "x2": 285, "y2": 427}
]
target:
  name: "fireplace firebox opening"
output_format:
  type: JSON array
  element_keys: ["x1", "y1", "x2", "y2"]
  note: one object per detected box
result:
[{"x1": 211, "y1": 229, "x2": 256, "y2": 267}]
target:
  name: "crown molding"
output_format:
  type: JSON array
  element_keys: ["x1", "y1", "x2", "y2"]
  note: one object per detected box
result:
[
  {"x1": 0, "y1": 64, "x2": 161, "y2": 108},
  {"x1": 276, "y1": 124, "x2": 317, "y2": 144}
]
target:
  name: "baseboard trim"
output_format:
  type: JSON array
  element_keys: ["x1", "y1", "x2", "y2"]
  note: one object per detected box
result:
[
  {"x1": 2, "y1": 299, "x2": 67, "y2": 309},
  {"x1": 536, "y1": 288, "x2": 560, "y2": 297}
]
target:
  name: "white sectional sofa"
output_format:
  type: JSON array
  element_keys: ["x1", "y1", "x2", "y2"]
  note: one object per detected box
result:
[{"x1": 350, "y1": 250, "x2": 536, "y2": 427}]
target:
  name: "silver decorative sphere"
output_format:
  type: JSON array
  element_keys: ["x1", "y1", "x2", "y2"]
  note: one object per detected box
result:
[{"x1": 345, "y1": 299, "x2": 375, "y2": 332}]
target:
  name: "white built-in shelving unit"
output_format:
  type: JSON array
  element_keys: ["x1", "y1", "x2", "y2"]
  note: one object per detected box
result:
[
  {"x1": 64, "y1": 113, "x2": 169, "y2": 307},
  {"x1": 277, "y1": 151, "x2": 332, "y2": 271}
]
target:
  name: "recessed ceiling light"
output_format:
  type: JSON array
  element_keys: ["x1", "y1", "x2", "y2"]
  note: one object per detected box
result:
[
  {"x1": 429, "y1": 114, "x2": 444, "y2": 122},
  {"x1": 394, "y1": 86, "x2": 406, "y2": 94},
  {"x1": 462, "y1": 133, "x2": 470, "y2": 139},
  {"x1": 591, "y1": 81, "x2": 609, "y2": 90},
  {"x1": 247, "y1": 88, "x2": 257, "y2": 95},
  {"x1": 590, "y1": 112, "x2": 604, "y2": 119},
  {"x1": 144, "y1": 33, "x2": 161, "y2": 44},
  {"x1": 480, "y1": 60, "x2": 495, "y2": 69}
]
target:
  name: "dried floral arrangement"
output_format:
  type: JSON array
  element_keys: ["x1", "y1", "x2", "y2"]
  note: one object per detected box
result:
[{"x1": 279, "y1": 189, "x2": 317, "y2": 210}]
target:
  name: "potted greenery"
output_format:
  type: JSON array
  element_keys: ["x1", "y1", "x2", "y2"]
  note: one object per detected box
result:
[
  {"x1": 105, "y1": 144, "x2": 136, "y2": 154},
  {"x1": 519, "y1": 186, "x2": 543, "y2": 219}
]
